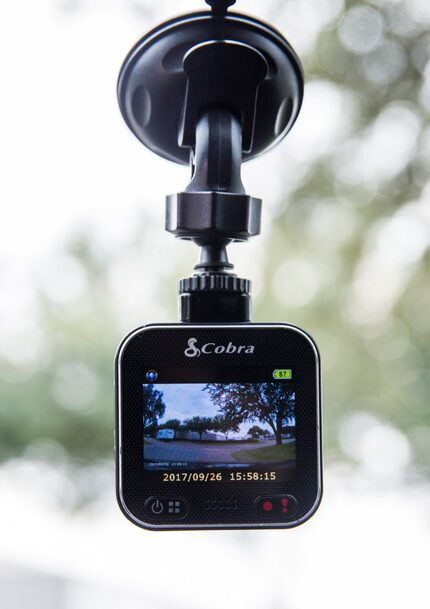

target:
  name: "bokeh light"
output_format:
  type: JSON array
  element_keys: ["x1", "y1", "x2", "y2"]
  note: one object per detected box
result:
[{"x1": 0, "y1": 0, "x2": 429, "y2": 607}]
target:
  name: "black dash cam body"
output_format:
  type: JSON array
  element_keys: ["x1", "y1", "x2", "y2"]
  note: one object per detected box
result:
[
  {"x1": 115, "y1": 1, "x2": 323, "y2": 530},
  {"x1": 116, "y1": 323, "x2": 322, "y2": 530}
]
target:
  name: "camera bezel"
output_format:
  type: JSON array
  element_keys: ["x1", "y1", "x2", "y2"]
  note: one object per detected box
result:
[{"x1": 115, "y1": 323, "x2": 322, "y2": 530}]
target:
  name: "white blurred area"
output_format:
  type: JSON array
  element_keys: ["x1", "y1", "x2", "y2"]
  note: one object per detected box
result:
[
  {"x1": 0, "y1": 1, "x2": 430, "y2": 608},
  {"x1": 1, "y1": 461, "x2": 429, "y2": 609}
]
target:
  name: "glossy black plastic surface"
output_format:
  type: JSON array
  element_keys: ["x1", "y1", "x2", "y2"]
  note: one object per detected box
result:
[
  {"x1": 116, "y1": 323, "x2": 322, "y2": 530},
  {"x1": 117, "y1": 10, "x2": 303, "y2": 165}
]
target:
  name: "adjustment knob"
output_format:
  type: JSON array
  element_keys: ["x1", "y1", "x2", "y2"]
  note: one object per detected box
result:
[
  {"x1": 180, "y1": 274, "x2": 250, "y2": 294},
  {"x1": 179, "y1": 273, "x2": 251, "y2": 323}
]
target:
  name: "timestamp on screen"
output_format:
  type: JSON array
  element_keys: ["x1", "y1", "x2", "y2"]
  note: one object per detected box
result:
[
  {"x1": 161, "y1": 471, "x2": 278, "y2": 482},
  {"x1": 162, "y1": 472, "x2": 223, "y2": 482},
  {"x1": 230, "y1": 472, "x2": 277, "y2": 481}
]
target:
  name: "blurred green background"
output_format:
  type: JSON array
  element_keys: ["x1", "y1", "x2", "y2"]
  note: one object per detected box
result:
[
  {"x1": 1, "y1": 0, "x2": 428, "y2": 505},
  {"x1": 1, "y1": 2, "x2": 430, "y2": 608}
]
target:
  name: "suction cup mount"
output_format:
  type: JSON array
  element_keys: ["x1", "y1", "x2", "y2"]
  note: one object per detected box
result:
[
  {"x1": 118, "y1": 1, "x2": 303, "y2": 165},
  {"x1": 117, "y1": 0, "x2": 304, "y2": 322}
]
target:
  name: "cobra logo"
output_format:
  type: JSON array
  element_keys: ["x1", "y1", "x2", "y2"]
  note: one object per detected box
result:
[{"x1": 184, "y1": 337, "x2": 255, "y2": 357}]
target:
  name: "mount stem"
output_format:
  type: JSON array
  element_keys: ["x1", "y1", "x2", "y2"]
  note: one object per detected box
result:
[
  {"x1": 177, "y1": 107, "x2": 253, "y2": 323},
  {"x1": 205, "y1": 0, "x2": 237, "y2": 16},
  {"x1": 187, "y1": 108, "x2": 244, "y2": 273},
  {"x1": 187, "y1": 108, "x2": 244, "y2": 196}
]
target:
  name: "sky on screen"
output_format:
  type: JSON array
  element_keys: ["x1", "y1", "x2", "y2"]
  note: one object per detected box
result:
[{"x1": 143, "y1": 383, "x2": 295, "y2": 436}]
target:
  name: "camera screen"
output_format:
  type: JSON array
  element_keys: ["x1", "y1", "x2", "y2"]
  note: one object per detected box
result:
[{"x1": 142, "y1": 381, "x2": 296, "y2": 473}]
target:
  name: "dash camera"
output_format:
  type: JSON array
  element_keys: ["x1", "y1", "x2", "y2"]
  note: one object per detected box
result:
[
  {"x1": 115, "y1": 0, "x2": 323, "y2": 530},
  {"x1": 116, "y1": 323, "x2": 322, "y2": 530}
]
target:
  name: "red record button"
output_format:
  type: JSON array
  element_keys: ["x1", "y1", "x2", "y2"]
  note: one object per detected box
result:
[{"x1": 255, "y1": 495, "x2": 298, "y2": 518}]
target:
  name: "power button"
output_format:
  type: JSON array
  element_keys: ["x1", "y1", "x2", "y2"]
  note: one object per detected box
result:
[
  {"x1": 150, "y1": 499, "x2": 164, "y2": 515},
  {"x1": 144, "y1": 497, "x2": 190, "y2": 519}
]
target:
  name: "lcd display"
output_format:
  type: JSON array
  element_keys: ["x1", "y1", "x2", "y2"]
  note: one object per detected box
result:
[{"x1": 143, "y1": 381, "x2": 296, "y2": 471}]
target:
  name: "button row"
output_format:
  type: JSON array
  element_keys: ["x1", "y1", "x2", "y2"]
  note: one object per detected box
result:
[{"x1": 144, "y1": 495, "x2": 298, "y2": 520}]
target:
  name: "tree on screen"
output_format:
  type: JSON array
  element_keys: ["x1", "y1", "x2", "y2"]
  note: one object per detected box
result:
[
  {"x1": 183, "y1": 416, "x2": 213, "y2": 440},
  {"x1": 247, "y1": 425, "x2": 266, "y2": 439},
  {"x1": 212, "y1": 414, "x2": 240, "y2": 440},
  {"x1": 205, "y1": 383, "x2": 295, "y2": 445},
  {"x1": 159, "y1": 418, "x2": 182, "y2": 431},
  {"x1": 142, "y1": 385, "x2": 166, "y2": 433}
]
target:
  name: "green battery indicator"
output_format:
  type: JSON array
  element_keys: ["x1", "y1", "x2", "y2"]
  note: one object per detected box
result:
[{"x1": 273, "y1": 369, "x2": 292, "y2": 380}]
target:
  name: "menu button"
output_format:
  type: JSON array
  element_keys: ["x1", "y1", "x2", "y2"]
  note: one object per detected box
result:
[{"x1": 144, "y1": 497, "x2": 189, "y2": 519}]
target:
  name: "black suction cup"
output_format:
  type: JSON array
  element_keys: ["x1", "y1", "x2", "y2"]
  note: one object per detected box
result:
[
  {"x1": 117, "y1": 2, "x2": 305, "y2": 323},
  {"x1": 117, "y1": 9, "x2": 304, "y2": 166}
]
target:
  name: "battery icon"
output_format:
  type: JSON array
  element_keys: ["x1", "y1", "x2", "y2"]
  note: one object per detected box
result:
[{"x1": 273, "y1": 369, "x2": 292, "y2": 380}]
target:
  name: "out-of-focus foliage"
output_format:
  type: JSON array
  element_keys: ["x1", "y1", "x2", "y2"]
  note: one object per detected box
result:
[
  {"x1": 0, "y1": 0, "x2": 429, "y2": 505},
  {"x1": 0, "y1": 238, "x2": 117, "y2": 465},
  {"x1": 254, "y1": 0, "x2": 430, "y2": 474}
]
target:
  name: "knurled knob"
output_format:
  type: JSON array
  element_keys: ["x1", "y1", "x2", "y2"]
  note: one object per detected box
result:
[{"x1": 179, "y1": 274, "x2": 251, "y2": 294}]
